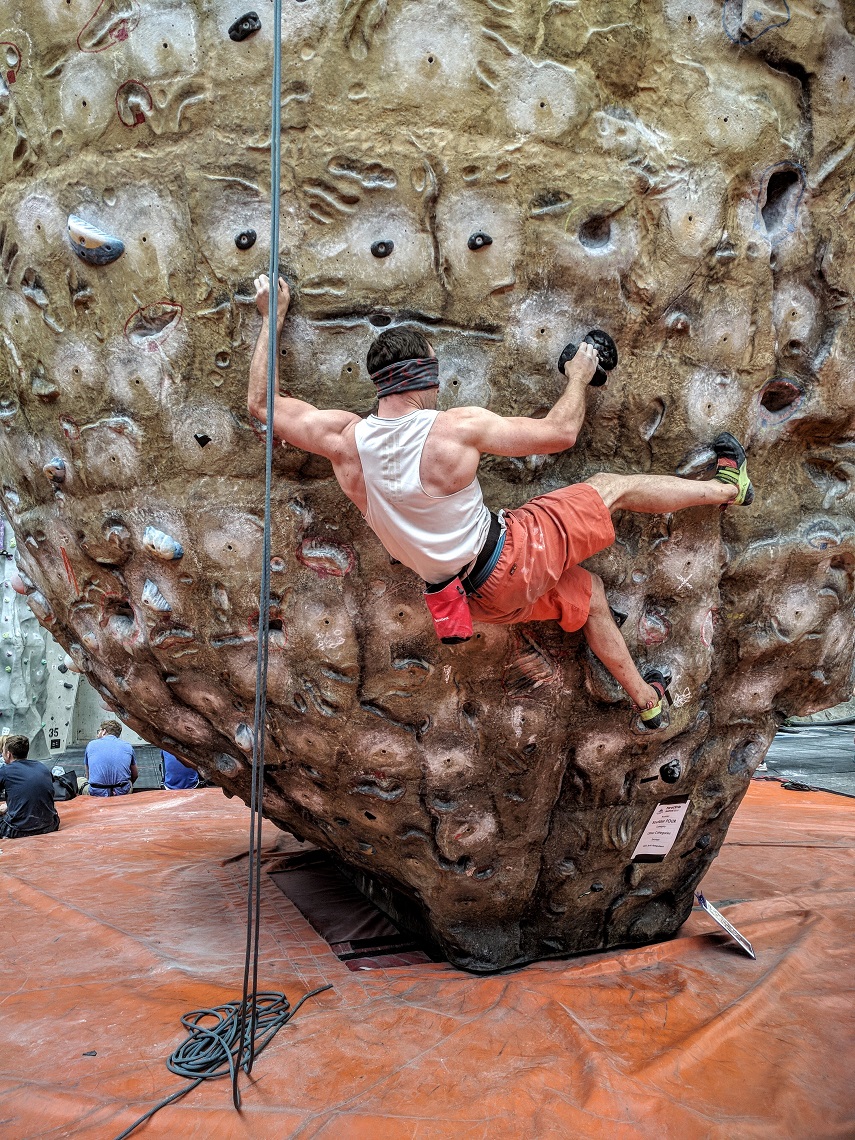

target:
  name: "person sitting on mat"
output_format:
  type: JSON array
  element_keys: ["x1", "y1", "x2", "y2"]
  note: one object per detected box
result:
[
  {"x1": 248, "y1": 275, "x2": 753, "y2": 730},
  {"x1": 161, "y1": 749, "x2": 199, "y2": 791},
  {"x1": 0, "y1": 734, "x2": 60, "y2": 839},
  {"x1": 85, "y1": 720, "x2": 138, "y2": 797}
]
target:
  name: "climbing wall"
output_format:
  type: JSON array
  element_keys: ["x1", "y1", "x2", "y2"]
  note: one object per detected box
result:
[
  {"x1": 0, "y1": 516, "x2": 51, "y2": 750},
  {"x1": 1, "y1": 0, "x2": 854, "y2": 970}
]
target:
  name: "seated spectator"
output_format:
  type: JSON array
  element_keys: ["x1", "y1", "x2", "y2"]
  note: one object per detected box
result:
[
  {"x1": 0, "y1": 735, "x2": 60, "y2": 839},
  {"x1": 162, "y1": 750, "x2": 199, "y2": 790},
  {"x1": 85, "y1": 720, "x2": 138, "y2": 797}
]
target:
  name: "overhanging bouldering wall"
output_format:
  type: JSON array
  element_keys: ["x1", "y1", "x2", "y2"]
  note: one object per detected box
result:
[{"x1": 1, "y1": 1, "x2": 854, "y2": 971}]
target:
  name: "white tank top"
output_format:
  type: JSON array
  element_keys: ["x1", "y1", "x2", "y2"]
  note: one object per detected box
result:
[{"x1": 354, "y1": 409, "x2": 491, "y2": 584}]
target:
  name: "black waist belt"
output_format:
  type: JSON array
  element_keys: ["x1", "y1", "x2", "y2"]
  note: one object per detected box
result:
[
  {"x1": 427, "y1": 511, "x2": 504, "y2": 597},
  {"x1": 90, "y1": 781, "x2": 129, "y2": 794}
]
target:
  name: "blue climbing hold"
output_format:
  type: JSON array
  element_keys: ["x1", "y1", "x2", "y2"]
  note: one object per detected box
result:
[
  {"x1": 67, "y1": 215, "x2": 125, "y2": 266},
  {"x1": 142, "y1": 526, "x2": 184, "y2": 561}
]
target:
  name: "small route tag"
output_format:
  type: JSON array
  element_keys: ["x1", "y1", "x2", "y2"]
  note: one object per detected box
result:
[
  {"x1": 631, "y1": 795, "x2": 689, "y2": 862},
  {"x1": 696, "y1": 893, "x2": 756, "y2": 959}
]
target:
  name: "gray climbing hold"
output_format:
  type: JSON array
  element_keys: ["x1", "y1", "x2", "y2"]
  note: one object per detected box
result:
[
  {"x1": 234, "y1": 723, "x2": 254, "y2": 752},
  {"x1": 142, "y1": 526, "x2": 184, "y2": 561},
  {"x1": 67, "y1": 215, "x2": 125, "y2": 266},
  {"x1": 141, "y1": 579, "x2": 172, "y2": 612},
  {"x1": 28, "y1": 591, "x2": 55, "y2": 625},
  {"x1": 371, "y1": 240, "x2": 394, "y2": 258},
  {"x1": 228, "y1": 11, "x2": 261, "y2": 42},
  {"x1": 467, "y1": 231, "x2": 493, "y2": 251},
  {"x1": 235, "y1": 229, "x2": 256, "y2": 250}
]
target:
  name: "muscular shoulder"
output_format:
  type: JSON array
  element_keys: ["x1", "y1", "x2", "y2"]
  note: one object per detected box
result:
[{"x1": 434, "y1": 405, "x2": 499, "y2": 443}]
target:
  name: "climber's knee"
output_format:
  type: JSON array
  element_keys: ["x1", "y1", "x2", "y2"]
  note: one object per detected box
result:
[
  {"x1": 586, "y1": 572, "x2": 608, "y2": 618},
  {"x1": 585, "y1": 472, "x2": 627, "y2": 512}
]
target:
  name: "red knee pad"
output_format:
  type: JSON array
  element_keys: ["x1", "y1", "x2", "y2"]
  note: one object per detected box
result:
[{"x1": 424, "y1": 578, "x2": 473, "y2": 644}]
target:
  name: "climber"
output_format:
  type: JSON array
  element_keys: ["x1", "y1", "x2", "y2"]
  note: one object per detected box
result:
[{"x1": 248, "y1": 275, "x2": 753, "y2": 729}]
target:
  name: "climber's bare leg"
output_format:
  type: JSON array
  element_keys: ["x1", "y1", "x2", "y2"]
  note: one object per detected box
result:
[
  {"x1": 586, "y1": 471, "x2": 736, "y2": 514},
  {"x1": 583, "y1": 574, "x2": 657, "y2": 709}
]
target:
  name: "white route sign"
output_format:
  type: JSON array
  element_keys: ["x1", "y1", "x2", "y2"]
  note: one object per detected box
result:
[
  {"x1": 696, "y1": 893, "x2": 756, "y2": 959},
  {"x1": 632, "y1": 796, "x2": 690, "y2": 863}
]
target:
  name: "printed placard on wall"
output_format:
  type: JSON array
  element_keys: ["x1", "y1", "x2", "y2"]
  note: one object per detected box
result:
[{"x1": 632, "y1": 796, "x2": 690, "y2": 863}]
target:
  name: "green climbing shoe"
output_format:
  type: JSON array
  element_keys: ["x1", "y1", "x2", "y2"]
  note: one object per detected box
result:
[
  {"x1": 712, "y1": 432, "x2": 754, "y2": 506},
  {"x1": 638, "y1": 666, "x2": 673, "y2": 732}
]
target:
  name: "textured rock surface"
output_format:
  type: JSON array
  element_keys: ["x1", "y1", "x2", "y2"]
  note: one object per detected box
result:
[{"x1": 1, "y1": 1, "x2": 854, "y2": 970}]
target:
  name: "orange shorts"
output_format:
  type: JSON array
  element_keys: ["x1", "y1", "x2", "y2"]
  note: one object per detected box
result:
[{"x1": 468, "y1": 483, "x2": 615, "y2": 633}]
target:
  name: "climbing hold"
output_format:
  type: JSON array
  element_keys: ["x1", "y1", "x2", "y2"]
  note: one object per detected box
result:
[
  {"x1": 371, "y1": 240, "x2": 394, "y2": 258},
  {"x1": 228, "y1": 12, "x2": 261, "y2": 42},
  {"x1": 9, "y1": 573, "x2": 26, "y2": 596},
  {"x1": 234, "y1": 723, "x2": 254, "y2": 752},
  {"x1": 67, "y1": 215, "x2": 125, "y2": 266},
  {"x1": 659, "y1": 759, "x2": 681, "y2": 784},
  {"x1": 142, "y1": 526, "x2": 184, "y2": 561},
  {"x1": 467, "y1": 231, "x2": 493, "y2": 251},
  {"x1": 141, "y1": 579, "x2": 172, "y2": 612},
  {"x1": 557, "y1": 329, "x2": 618, "y2": 387},
  {"x1": 235, "y1": 229, "x2": 256, "y2": 250},
  {"x1": 42, "y1": 458, "x2": 66, "y2": 484}
]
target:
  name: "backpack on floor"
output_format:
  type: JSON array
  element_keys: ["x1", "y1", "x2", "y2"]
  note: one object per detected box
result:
[{"x1": 51, "y1": 766, "x2": 78, "y2": 801}]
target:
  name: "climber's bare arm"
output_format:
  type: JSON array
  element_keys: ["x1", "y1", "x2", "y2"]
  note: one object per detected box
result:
[
  {"x1": 249, "y1": 275, "x2": 359, "y2": 459},
  {"x1": 443, "y1": 342, "x2": 599, "y2": 458}
]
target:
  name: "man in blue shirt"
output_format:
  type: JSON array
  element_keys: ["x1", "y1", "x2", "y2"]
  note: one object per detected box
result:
[
  {"x1": 0, "y1": 735, "x2": 60, "y2": 838},
  {"x1": 85, "y1": 720, "x2": 138, "y2": 797},
  {"x1": 161, "y1": 750, "x2": 199, "y2": 790}
]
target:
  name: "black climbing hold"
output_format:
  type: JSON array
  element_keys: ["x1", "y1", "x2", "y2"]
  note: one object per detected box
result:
[
  {"x1": 194, "y1": 433, "x2": 212, "y2": 448},
  {"x1": 682, "y1": 832, "x2": 712, "y2": 858},
  {"x1": 228, "y1": 11, "x2": 261, "y2": 41},
  {"x1": 371, "y1": 240, "x2": 394, "y2": 258},
  {"x1": 235, "y1": 229, "x2": 257, "y2": 250},
  {"x1": 82, "y1": 1051, "x2": 97, "y2": 1057},
  {"x1": 659, "y1": 759, "x2": 681, "y2": 784},
  {"x1": 557, "y1": 328, "x2": 619, "y2": 386},
  {"x1": 467, "y1": 231, "x2": 493, "y2": 251}
]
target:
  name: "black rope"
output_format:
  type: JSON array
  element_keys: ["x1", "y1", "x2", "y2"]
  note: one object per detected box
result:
[
  {"x1": 112, "y1": 988, "x2": 332, "y2": 1140},
  {"x1": 232, "y1": 0, "x2": 284, "y2": 1107},
  {"x1": 109, "y1": 7, "x2": 335, "y2": 1137}
]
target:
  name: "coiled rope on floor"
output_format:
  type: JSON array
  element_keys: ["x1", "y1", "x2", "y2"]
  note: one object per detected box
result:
[
  {"x1": 112, "y1": 989, "x2": 332, "y2": 1140},
  {"x1": 111, "y1": 5, "x2": 332, "y2": 1136}
]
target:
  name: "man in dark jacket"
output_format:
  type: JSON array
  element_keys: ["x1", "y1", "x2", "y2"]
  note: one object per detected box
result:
[{"x1": 0, "y1": 735, "x2": 60, "y2": 839}]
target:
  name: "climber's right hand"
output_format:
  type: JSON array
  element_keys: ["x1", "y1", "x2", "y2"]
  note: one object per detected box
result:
[
  {"x1": 255, "y1": 274, "x2": 290, "y2": 327},
  {"x1": 564, "y1": 340, "x2": 599, "y2": 384}
]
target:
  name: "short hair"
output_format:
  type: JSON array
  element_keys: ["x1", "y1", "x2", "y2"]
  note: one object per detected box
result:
[
  {"x1": 5, "y1": 734, "x2": 29, "y2": 759},
  {"x1": 100, "y1": 720, "x2": 122, "y2": 738},
  {"x1": 366, "y1": 325, "x2": 432, "y2": 375}
]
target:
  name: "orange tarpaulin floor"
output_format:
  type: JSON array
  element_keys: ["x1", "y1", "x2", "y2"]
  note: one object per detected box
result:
[{"x1": 1, "y1": 782, "x2": 853, "y2": 1140}]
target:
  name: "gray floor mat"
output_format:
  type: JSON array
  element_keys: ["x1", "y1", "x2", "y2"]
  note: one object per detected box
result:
[{"x1": 761, "y1": 726, "x2": 855, "y2": 797}]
